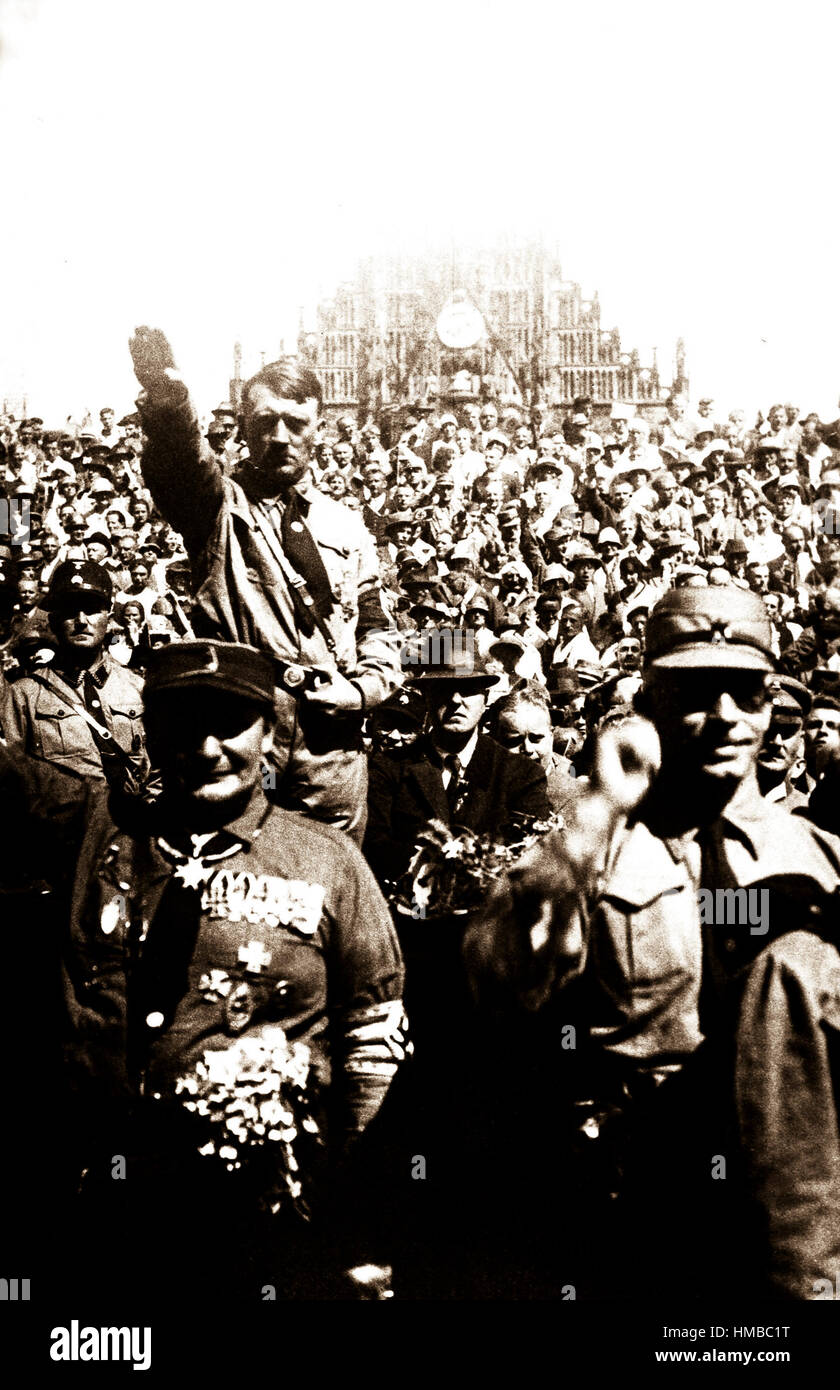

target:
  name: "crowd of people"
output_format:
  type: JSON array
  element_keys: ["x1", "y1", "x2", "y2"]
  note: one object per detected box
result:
[
  {"x1": 4, "y1": 387, "x2": 840, "y2": 780},
  {"x1": 1, "y1": 337, "x2": 839, "y2": 1302}
]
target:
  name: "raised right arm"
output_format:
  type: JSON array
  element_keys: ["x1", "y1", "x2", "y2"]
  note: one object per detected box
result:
[{"x1": 129, "y1": 326, "x2": 224, "y2": 554}]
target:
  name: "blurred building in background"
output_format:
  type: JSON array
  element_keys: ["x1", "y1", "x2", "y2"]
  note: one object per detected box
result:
[{"x1": 288, "y1": 242, "x2": 687, "y2": 422}]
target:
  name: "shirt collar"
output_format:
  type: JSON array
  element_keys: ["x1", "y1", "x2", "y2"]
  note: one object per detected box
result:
[
  {"x1": 54, "y1": 653, "x2": 108, "y2": 689},
  {"x1": 156, "y1": 786, "x2": 271, "y2": 855},
  {"x1": 242, "y1": 470, "x2": 314, "y2": 512},
  {"x1": 430, "y1": 728, "x2": 479, "y2": 772},
  {"x1": 646, "y1": 775, "x2": 768, "y2": 862}
]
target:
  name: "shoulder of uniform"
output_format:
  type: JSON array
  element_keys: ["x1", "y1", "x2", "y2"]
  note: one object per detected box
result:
[
  {"x1": 7, "y1": 663, "x2": 55, "y2": 689},
  {"x1": 262, "y1": 805, "x2": 375, "y2": 874},
  {"x1": 3, "y1": 667, "x2": 33, "y2": 687},
  {"x1": 749, "y1": 929, "x2": 840, "y2": 1003},
  {"x1": 102, "y1": 651, "x2": 142, "y2": 681},
  {"x1": 761, "y1": 799, "x2": 840, "y2": 876}
]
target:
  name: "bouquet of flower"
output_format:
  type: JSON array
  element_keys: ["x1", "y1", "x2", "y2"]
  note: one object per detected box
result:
[
  {"x1": 174, "y1": 1027, "x2": 323, "y2": 1220},
  {"x1": 388, "y1": 812, "x2": 566, "y2": 920}
]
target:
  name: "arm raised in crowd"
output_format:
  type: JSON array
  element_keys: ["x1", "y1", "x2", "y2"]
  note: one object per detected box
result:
[
  {"x1": 462, "y1": 718, "x2": 661, "y2": 1011},
  {"x1": 129, "y1": 326, "x2": 225, "y2": 554}
]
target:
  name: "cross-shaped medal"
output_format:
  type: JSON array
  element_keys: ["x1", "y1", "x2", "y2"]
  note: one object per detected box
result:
[
  {"x1": 174, "y1": 858, "x2": 214, "y2": 891},
  {"x1": 238, "y1": 941, "x2": 272, "y2": 974}
]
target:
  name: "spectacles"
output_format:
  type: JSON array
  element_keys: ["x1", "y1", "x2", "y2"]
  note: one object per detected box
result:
[{"x1": 658, "y1": 671, "x2": 769, "y2": 714}]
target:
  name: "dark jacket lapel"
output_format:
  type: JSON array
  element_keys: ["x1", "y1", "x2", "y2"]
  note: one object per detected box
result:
[{"x1": 405, "y1": 743, "x2": 450, "y2": 824}]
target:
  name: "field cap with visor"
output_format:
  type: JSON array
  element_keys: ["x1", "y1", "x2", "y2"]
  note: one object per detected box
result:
[
  {"x1": 643, "y1": 587, "x2": 775, "y2": 672},
  {"x1": 144, "y1": 640, "x2": 276, "y2": 715}
]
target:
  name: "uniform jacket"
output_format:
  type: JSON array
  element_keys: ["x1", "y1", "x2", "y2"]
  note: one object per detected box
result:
[
  {"x1": 580, "y1": 792, "x2": 840, "y2": 1075},
  {"x1": 733, "y1": 928, "x2": 840, "y2": 1299},
  {"x1": 0, "y1": 653, "x2": 145, "y2": 784},
  {"x1": 137, "y1": 388, "x2": 401, "y2": 712},
  {"x1": 63, "y1": 786, "x2": 406, "y2": 1152},
  {"x1": 364, "y1": 733, "x2": 551, "y2": 886}
]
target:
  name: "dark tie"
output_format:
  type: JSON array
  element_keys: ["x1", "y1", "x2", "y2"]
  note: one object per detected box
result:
[
  {"x1": 130, "y1": 832, "x2": 238, "y2": 1071},
  {"x1": 696, "y1": 819, "x2": 739, "y2": 1032},
  {"x1": 82, "y1": 670, "x2": 105, "y2": 721},
  {"x1": 444, "y1": 754, "x2": 465, "y2": 817},
  {"x1": 277, "y1": 493, "x2": 335, "y2": 622}
]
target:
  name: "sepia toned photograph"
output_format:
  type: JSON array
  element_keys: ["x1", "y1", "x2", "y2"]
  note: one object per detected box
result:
[{"x1": 0, "y1": 0, "x2": 836, "y2": 1368}]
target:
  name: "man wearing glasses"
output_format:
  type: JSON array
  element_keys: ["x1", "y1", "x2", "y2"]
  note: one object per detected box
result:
[{"x1": 473, "y1": 585, "x2": 840, "y2": 1300}]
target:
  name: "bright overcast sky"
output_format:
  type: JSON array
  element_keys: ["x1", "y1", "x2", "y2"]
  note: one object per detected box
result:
[{"x1": 1, "y1": 0, "x2": 839, "y2": 422}]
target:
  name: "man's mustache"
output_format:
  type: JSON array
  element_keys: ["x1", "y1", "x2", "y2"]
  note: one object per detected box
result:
[{"x1": 263, "y1": 444, "x2": 299, "y2": 467}]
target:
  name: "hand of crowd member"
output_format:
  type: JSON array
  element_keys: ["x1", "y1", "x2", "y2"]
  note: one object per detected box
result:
[
  {"x1": 129, "y1": 325, "x2": 185, "y2": 403},
  {"x1": 462, "y1": 718, "x2": 661, "y2": 1011},
  {"x1": 303, "y1": 668, "x2": 363, "y2": 713}
]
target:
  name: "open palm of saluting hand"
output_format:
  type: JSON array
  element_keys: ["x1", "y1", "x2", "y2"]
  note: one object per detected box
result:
[{"x1": 129, "y1": 326, "x2": 181, "y2": 395}]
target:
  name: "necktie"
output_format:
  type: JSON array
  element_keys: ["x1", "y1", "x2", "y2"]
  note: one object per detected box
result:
[
  {"x1": 696, "y1": 819, "x2": 739, "y2": 1032},
  {"x1": 82, "y1": 670, "x2": 105, "y2": 721},
  {"x1": 444, "y1": 754, "x2": 464, "y2": 816},
  {"x1": 278, "y1": 493, "x2": 334, "y2": 622},
  {"x1": 131, "y1": 832, "x2": 240, "y2": 1071}
]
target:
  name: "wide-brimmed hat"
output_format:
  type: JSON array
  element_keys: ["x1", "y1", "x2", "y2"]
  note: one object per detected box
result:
[{"x1": 407, "y1": 633, "x2": 499, "y2": 689}]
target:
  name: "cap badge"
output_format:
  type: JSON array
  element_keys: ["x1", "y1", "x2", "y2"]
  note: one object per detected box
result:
[
  {"x1": 710, "y1": 622, "x2": 733, "y2": 644},
  {"x1": 199, "y1": 645, "x2": 219, "y2": 674}
]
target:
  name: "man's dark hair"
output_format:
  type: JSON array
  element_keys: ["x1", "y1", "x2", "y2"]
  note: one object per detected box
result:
[{"x1": 241, "y1": 358, "x2": 323, "y2": 414}]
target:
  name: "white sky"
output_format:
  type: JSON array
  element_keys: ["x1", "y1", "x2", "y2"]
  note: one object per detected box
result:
[{"x1": 1, "y1": 0, "x2": 839, "y2": 422}]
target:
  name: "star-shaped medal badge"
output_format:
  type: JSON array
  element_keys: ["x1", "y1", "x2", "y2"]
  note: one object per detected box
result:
[{"x1": 174, "y1": 858, "x2": 213, "y2": 891}]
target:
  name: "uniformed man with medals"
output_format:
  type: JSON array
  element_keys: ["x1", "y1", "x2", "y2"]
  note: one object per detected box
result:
[{"x1": 57, "y1": 639, "x2": 406, "y2": 1301}]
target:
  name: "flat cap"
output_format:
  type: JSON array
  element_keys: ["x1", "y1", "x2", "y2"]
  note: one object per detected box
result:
[
  {"x1": 144, "y1": 640, "x2": 276, "y2": 711},
  {"x1": 644, "y1": 586, "x2": 775, "y2": 672},
  {"x1": 43, "y1": 559, "x2": 113, "y2": 609}
]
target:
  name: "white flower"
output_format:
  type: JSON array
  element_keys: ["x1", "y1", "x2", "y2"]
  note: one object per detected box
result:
[{"x1": 218, "y1": 1144, "x2": 238, "y2": 1161}]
